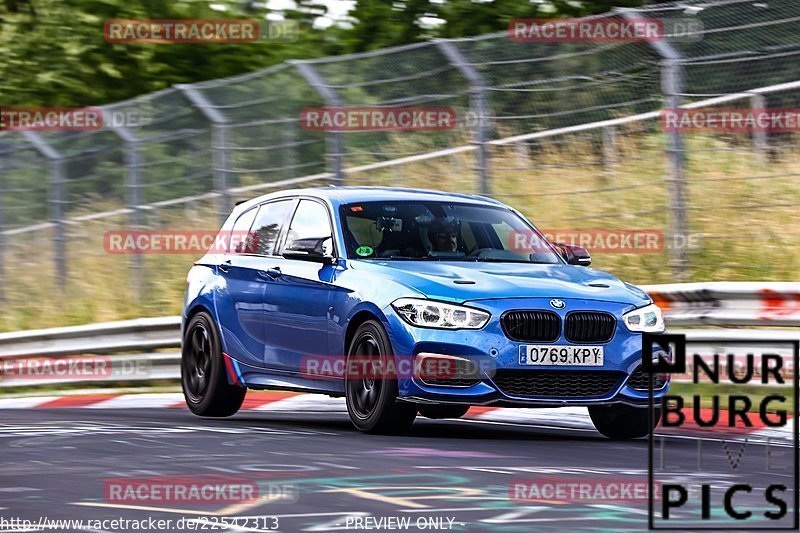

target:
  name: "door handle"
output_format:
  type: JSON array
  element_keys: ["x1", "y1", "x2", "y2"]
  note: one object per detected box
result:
[
  {"x1": 219, "y1": 260, "x2": 232, "y2": 273},
  {"x1": 265, "y1": 267, "x2": 282, "y2": 278}
]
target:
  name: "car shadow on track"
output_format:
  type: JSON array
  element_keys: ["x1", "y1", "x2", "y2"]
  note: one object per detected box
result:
[{"x1": 226, "y1": 411, "x2": 622, "y2": 443}]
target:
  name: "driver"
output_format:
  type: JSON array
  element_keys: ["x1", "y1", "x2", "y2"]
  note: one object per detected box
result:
[{"x1": 429, "y1": 216, "x2": 460, "y2": 253}]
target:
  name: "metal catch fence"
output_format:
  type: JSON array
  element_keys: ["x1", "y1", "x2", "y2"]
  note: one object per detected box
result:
[{"x1": 1, "y1": 0, "x2": 800, "y2": 330}]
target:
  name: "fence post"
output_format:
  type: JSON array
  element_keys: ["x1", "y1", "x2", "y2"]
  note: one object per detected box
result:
[
  {"x1": 619, "y1": 8, "x2": 689, "y2": 280},
  {"x1": 50, "y1": 159, "x2": 68, "y2": 291},
  {"x1": 661, "y1": 59, "x2": 690, "y2": 280},
  {"x1": 22, "y1": 132, "x2": 67, "y2": 290},
  {"x1": 112, "y1": 126, "x2": 145, "y2": 302},
  {"x1": 283, "y1": 122, "x2": 297, "y2": 179},
  {"x1": 602, "y1": 127, "x2": 617, "y2": 171},
  {"x1": 176, "y1": 84, "x2": 232, "y2": 225},
  {"x1": 291, "y1": 60, "x2": 345, "y2": 183},
  {"x1": 750, "y1": 93, "x2": 767, "y2": 163},
  {"x1": 514, "y1": 141, "x2": 529, "y2": 168},
  {"x1": 0, "y1": 156, "x2": 5, "y2": 303},
  {"x1": 212, "y1": 124, "x2": 231, "y2": 220},
  {"x1": 435, "y1": 39, "x2": 492, "y2": 195}
]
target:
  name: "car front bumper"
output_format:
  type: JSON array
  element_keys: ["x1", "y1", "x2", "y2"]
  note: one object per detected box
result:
[{"x1": 383, "y1": 297, "x2": 670, "y2": 407}]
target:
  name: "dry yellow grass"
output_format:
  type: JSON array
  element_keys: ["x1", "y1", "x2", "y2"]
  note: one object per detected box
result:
[{"x1": 3, "y1": 129, "x2": 798, "y2": 332}]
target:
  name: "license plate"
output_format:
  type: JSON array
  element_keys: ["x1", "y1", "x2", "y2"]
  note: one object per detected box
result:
[{"x1": 519, "y1": 345, "x2": 604, "y2": 366}]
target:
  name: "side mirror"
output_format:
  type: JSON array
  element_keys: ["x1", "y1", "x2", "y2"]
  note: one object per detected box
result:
[
  {"x1": 282, "y1": 249, "x2": 336, "y2": 265},
  {"x1": 282, "y1": 237, "x2": 336, "y2": 264},
  {"x1": 555, "y1": 243, "x2": 591, "y2": 266}
]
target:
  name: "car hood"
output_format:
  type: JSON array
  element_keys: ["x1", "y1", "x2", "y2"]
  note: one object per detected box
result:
[{"x1": 351, "y1": 260, "x2": 650, "y2": 306}]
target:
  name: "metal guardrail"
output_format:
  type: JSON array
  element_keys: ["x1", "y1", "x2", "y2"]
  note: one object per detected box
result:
[
  {"x1": 641, "y1": 282, "x2": 800, "y2": 327},
  {"x1": 0, "y1": 352, "x2": 181, "y2": 388},
  {"x1": 0, "y1": 316, "x2": 181, "y2": 358},
  {"x1": 0, "y1": 283, "x2": 798, "y2": 388},
  {"x1": 0, "y1": 317, "x2": 182, "y2": 388}
]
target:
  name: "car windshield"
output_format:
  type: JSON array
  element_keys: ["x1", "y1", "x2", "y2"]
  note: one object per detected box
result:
[{"x1": 339, "y1": 201, "x2": 562, "y2": 264}]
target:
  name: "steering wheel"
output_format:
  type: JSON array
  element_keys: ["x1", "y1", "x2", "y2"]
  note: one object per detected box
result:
[{"x1": 468, "y1": 247, "x2": 494, "y2": 258}]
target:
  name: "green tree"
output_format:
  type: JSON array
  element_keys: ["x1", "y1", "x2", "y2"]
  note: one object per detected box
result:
[
  {"x1": 338, "y1": 0, "x2": 658, "y2": 51},
  {"x1": 0, "y1": 0, "x2": 673, "y2": 108},
  {"x1": 0, "y1": 0, "x2": 334, "y2": 107}
]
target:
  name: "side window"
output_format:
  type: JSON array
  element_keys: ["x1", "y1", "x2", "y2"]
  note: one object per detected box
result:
[
  {"x1": 250, "y1": 200, "x2": 295, "y2": 256},
  {"x1": 229, "y1": 207, "x2": 258, "y2": 254},
  {"x1": 285, "y1": 200, "x2": 334, "y2": 256}
]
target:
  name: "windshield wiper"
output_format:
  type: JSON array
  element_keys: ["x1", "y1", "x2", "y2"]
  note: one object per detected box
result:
[
  {"x1": 365, "y1": 255, "x2": 548, "y2": 263},
  {"x1": 380, "y1": 255, "x2": 435, "y2": 260},
  {"x1": 452, "y1": 257, "x2": 554, "y2": 264}
]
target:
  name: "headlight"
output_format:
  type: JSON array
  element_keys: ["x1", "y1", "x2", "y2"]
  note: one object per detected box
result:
[
  {"x1": 622, "y1": 303, "x2": 665, "y2": 332},
  {"x1": 392, "y1": 298, "x2": 490, "y2": 329}
]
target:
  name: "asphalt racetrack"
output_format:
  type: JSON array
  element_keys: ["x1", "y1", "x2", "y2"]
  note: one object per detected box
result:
[{"x1": 1, "y1": 407, "x2": 795, "y2": 532}]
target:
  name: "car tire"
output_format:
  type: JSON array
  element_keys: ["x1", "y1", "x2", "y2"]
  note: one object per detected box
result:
[
  {"x1": 345, "y1": 320, "x2": 417, "y2": 434},
  {"x1": 181, "y1": 311, "x2": 246, "y2": 417},
  {"x1": 588, "y1": 404, "x2": 661, "y2": 440},
  {"x1": 418, "y1": 405, "x2": 470, "y2": 419}
]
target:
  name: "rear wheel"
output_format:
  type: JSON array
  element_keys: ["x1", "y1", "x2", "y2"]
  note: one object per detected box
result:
[
  {"x1": 181, "y1": 311, "x2": 245, "y2": 417},
  {"x1": 418, "y1": 405, "x2": 470, "y2": 419},
  {"x1": 588, "y1": 404, "x2": 661, "y2": 439},
  {"x1": 345, "y1": 320, "x2": 417, "y2": 434}
]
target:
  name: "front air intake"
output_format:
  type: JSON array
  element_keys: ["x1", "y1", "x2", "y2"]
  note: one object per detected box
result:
[{"x1": 492, "y1": 370, "x2": 625, "y2": 398}]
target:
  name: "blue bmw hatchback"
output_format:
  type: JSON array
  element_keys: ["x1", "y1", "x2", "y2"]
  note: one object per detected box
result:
[{"x1": 182, "y1": 187, "x2": 668, "y2": 438}]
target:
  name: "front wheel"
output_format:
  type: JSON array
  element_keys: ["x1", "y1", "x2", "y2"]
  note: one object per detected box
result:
[
  {"x1": 588, "y1": 404, "x2": 661, "y2": 439},
  {"x1": 345, "y1": 320, "x2": 417, "y2": 434},
  {"x1": 181, "y1": 311, "x2": 246, "y2": 417}
]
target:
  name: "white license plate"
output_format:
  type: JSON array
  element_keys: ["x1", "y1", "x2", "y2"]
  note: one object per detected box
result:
[{"x1": 519, "y1": 345, "x2": 604, "y2": 366}]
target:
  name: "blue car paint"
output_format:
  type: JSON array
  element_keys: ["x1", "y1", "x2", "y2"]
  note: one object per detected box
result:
[{"x1": 182, "y1": 186, "x2": 668, "y2": 406}]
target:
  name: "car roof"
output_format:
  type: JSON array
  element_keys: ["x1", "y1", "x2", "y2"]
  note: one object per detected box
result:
[{"x1": 234, "y1": 186, "x2": 508, "y2": 213}]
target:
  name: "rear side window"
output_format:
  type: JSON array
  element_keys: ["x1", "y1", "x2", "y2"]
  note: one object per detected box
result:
[
  {"x1": 229, "y1": 207, "x2": 258, "y2": 253},
  {"x1": 250, "y1": 200, "x2": 295, "y2": 256}
]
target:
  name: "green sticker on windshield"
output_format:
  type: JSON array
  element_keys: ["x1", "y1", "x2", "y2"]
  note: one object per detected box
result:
[{"x1": 356, "y1": 246, "x2": 374, "y2": 257}]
